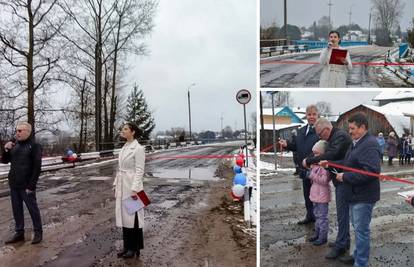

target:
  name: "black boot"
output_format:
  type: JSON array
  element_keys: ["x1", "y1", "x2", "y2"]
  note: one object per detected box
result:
[
  {"x1": 297, "y1": 217, "x2": 315, "y2": 225},
  {"x1": 122, "y1": 250, "x2": 136, "y2": 258},
  {"x1": 31, "y1": 232, "x2": 42, "y2": 244},
  {"x1": 5, "y1": 233, "x2": 25, "y2": 244},
  {"x1": 325, "y1": 247, "x2": 347, "y2": 259}
]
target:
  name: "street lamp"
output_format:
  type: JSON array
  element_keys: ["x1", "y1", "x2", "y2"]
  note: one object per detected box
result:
[{"x1": 187, "y1": 83, "x2": 195, "y2": 142}]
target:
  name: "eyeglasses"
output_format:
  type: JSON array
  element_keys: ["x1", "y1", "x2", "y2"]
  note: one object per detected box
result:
[{"x1": 316, "y1": 127, "x2": 327, "y2": 137}]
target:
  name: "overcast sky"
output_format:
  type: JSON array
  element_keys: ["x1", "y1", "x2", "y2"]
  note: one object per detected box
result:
[
  {"x1": 263, "y1": 91, "x2": 380, "y2": 114},
  {"x1": 261, "y1": 0, "x2": 414, "y2": 30},
  {"x1": 124, "y1": 0, "x2": 256, "y2": 133}
]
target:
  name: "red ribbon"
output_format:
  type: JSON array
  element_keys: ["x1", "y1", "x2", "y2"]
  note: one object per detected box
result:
[
  {"x1": 260, "y1": 60, "x2": 414, "y2": 67},
  {"x1": 327, "y1": 161, "x2": 414, "y2": 186}
]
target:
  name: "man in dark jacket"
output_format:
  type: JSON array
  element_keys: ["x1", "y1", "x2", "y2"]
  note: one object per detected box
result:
[
  {"x1": 302, "y1": 117, "x2": 353, "y2": 260},
  {"x1": 332, "y1": 113, "x2": 381, "y2": 266},
  {"x1": 279, "y1": 105, "x2": 319, "y2": 224},
  {"x1": 1, "y1": 122, "x2": 43, "y2": 244}
]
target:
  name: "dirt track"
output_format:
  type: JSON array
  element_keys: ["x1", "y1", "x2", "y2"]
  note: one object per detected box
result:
[
  {"x1": 0, "y1": 145, "x2": 256, "y2": 267},
  {"x1": 260, "y1": 154, "x2": 414, "y2": 267}
]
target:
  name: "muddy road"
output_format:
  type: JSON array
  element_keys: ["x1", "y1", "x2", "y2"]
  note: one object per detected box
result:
[
  {"x1": 260, "y1": 154, "x2": 414, "y2": 267},
  {"x1": 260, "y1": 46, "x2": 412, "y2": 88},
  {"x1": 0, "y1": 144, "x2": 256, "y2": 267}
]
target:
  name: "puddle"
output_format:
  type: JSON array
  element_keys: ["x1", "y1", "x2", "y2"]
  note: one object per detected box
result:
[{"x1": 148, "y1": 167, "x2": 220, "y2": 181}]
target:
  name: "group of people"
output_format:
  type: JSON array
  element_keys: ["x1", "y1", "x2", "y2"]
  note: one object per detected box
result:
[
  {"x1": 2, "y1": 121, "x2": 146, "y2": 259},
  {"x1": 279, "y1": 105, "x2": 383, "y2": 267},
  {"x1": 377, "y1": 132, "x2": 413, "y2": 166}
]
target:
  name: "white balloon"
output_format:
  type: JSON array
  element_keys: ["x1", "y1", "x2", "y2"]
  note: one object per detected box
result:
[
  {"x1": 72, "y1": 153, "x2": 77, "y2": 158},
  {"x1": 232, "y1": 184, "x2": 245, "y2": 198}
]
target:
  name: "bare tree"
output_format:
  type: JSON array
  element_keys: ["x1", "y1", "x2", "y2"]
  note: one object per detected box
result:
[
  {"x1": 0, "y1": 0, "x2": 66, "y2": 133},
  {"x1": 371, "y1": 0, "x2": 405, "y2": 46},
  {"x1": 315, "y1": 101, "x2": 332, "y2": 117},
  {"x1": 58, "y1": 0, "x2": 157, "y2": 151}
]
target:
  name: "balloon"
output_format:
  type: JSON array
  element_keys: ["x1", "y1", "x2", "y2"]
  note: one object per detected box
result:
[
  {"x1": 236, "y1": 157, "x2": 244, "y2": 167},
  {"x1": 233, "y1": 173, "x2": 246, "y2": 186},
  {"x1": 232, "y1": 184, "x2": 245, "y2": 198},
  {"x1": 233, "y1": 165, "x2": 242, "y2": 174},
  {"x1": 72, "y1": 153, "x2": 77, "y2": 159},
  {"x1": 230, "y1": 191, "x2": 241, "y2": 200},
  {"x1": 67, "y1": 150, "x2": 73, "y2": 156}
]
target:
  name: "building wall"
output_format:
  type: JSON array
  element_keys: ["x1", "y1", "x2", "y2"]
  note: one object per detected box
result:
[
  {"x1": 262, "y1": 115, "x2": 291, "y2": 125},
  {"x1": 260, "y1": 126, "x2": 300, "y2": 152},
  {"x1": 336, "y1": 106, "x2": 396, "y2": 137}
]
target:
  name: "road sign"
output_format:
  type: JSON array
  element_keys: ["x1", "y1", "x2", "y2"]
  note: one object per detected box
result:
[{"x1": 236, "y1": 89, "x2": 251, "y2": 105}]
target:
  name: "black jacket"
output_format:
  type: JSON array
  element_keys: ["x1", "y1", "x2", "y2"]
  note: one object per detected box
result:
[
  {"x1": 1, "y1": 138, "x2": 42, "y2": 190},
  {"x1": 286, "y1": 124, "x2": 319, "y2": 179},
  {"x1": 341, "y1": 133, "x2": 381, "y2": 204},
  {"x1": 305, "y1": 127, "x2": 352, "y2": 187}
]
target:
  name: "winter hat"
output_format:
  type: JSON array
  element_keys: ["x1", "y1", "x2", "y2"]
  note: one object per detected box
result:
[
  {"x1": 389, "y1": 131, "x2": 395, "y2": 137},
  {"x1": 312, "y1": 140, "x2": 328, "y2": 154}
]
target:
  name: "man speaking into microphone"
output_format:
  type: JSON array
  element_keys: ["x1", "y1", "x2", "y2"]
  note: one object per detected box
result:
[{"x1": 1, "y1": 122, "x2": 43, "y2": 245}]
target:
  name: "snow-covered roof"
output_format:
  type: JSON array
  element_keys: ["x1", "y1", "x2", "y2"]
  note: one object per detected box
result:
[
  {"x1": 263, "y1": 123, "x2": 305, "y2": 131},
  {"x1": 262, "y1": 108, "x2": 283, "y2": 115},
  {"x1": 373, "y1": 91, "x2": 414, "y2": 101},
  {"x1": 363, "y1": 102, "x2": 413, "y2": 136}
]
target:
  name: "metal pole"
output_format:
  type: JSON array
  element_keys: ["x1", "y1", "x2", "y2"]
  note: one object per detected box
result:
[
  {"x1": 368, "y1": 12, "x2": 372, "y2": 44},
  {"x1": 271, "y1": 92, "x2": 277, "y2": 170},
  {"x1": 328, "y1": 0, "x2": 333, "y2": 29},
  {"x1": 187, "y1": 89, "x2": 192, "y2": 142},
  {"x1": 284, "y1": 0, "x2": 287, "y2": 45},
  {"x1": 243, "y1": 104, "x2": 249, "y2": 167}
]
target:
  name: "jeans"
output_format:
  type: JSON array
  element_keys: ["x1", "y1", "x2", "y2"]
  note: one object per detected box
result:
[
  {"x1": 334, "y1": 184, "x2": 350, "y2": 250},
  {"x1": 10, "y1": 188, "x2": 43, "y2": 234},
  {"x1": 350, "y1": 203, "x2": 375, "y2": 267},
  {"x1": 313, "y1": 203, "x2": 329, "y2": 242}
]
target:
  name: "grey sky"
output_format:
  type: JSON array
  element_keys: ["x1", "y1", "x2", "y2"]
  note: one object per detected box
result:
[
  {"x1": 125, "y1": 0, "x2": 256, "y2": 133},
  {"x1": 287, "y1": 91, "x2": 379, "y2": 115},
  {"x1": 261, "y1": 0, "x2": 413, "y2": 30}
]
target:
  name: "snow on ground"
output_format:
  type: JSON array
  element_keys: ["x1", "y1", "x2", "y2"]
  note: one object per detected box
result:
[{"x1": 260, "y1": 160, "x2": 296, "y2": 173}]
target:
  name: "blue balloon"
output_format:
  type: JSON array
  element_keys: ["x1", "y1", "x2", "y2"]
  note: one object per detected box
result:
[
  {"x1": 233, "y1": 165, "x2": 242, "y2": 174},
  {"x1": 67, "y1": 150, "x2": 73, "y2": 156},
  {"x1": 233, "y1": 173, "x2": 246, "y2": 186}
]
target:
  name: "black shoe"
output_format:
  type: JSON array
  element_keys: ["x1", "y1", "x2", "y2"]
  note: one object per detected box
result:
[
  {"x1": 325, "y1": 247, "x2": 347, "y2": 259},
  {"x1": 297, "y1": 218, "x2": 315, "y2": 225},
  {"x1": 117, "y1": 250, "x2": 127, "y2": 258},
  {"x1": 5, "y1": 233, "x2": 25, "y2": 244},
  {"x1": 31, "y1": 232, "x2": 42, "y2": 244},
  {"x1": 328, "y1": 241, "x2": 335, "y2": 248},
  {"x1": 122, "y1": 250, "x2": 136, "y2": 259},
  {"x1": 339, "y1": 255, "x2": 354, "y2": 265},
  {"x1": 136, "y1": 250, "x2": 140, "y2": 257},
  {"x1": 313, "y1": 239, "x2": 327, "y2": 246},
  {"x1": 307, "y1": 236, "x2": 318, "y2": 242}
]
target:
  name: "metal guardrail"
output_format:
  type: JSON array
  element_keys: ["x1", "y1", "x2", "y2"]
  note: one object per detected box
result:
[{"x1": 260, "y1": 44, "x2": 308, "y2": 55}]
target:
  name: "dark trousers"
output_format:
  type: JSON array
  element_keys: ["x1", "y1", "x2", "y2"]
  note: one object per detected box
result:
[
  {"x1": 10, "y1": 188, "x2": 42, "y2": 234},
  {"x1": 302, "y1": 178, "x2": 314, "y2": 220},
  {"x1": 122, "y1": 213, "x2": 144, "y2": 251},
  {"x1": 313, "y1": 203, "x2": 329, "y2": 242},
  {"x1": 334, "y1": 185, "x2": 350, "y2": 250}
]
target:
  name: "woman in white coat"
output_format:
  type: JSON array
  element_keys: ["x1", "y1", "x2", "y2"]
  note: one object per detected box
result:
[
  {"x1": 319, "y1": 31, "x2": 353, "y2": 87},
  {"x1": 114, "y1": 122, "x2": 146, "y2": 258}
]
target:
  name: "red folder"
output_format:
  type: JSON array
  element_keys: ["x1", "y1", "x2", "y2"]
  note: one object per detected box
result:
[
  {"x1": 137, "y1": 190, "x2": 151, "y2": 207},
  {"x1": 329, "y1": 48, "x2": 348, "y2": 65}
]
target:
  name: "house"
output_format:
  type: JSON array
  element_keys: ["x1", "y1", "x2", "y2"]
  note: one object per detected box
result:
[{"x1": 261, "y1": 107, "x2": 305, "y2": 152}]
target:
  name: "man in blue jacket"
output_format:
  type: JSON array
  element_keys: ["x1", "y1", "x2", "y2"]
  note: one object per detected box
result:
[
  {"x1": 1, "y1": 122, "x2": 43, "y2": 244},
  {"x1": 279, "y1": 105, "x2": 319, "y2": 224},
  {"x1": 332, "y1": 113, "x2": 381, "y2": 266}
]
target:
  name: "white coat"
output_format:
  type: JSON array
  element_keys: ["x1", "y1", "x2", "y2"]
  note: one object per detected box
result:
[
  {"x1": 319, "y1": 46, "x2": 353, "y2": 88},
  {"x1": 113, "y1": 139, "x2": 145, "y2": 228}
]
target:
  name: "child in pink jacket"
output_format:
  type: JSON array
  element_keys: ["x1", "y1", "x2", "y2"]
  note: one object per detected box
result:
[{"x1": 308, "y1": 140, "x2": 331, "y2": 246}]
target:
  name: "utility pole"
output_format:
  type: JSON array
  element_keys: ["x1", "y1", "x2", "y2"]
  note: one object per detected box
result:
[
  {"x1": 284, "y1": 0, "x2": 287, "y2": 45},
  {"x1": 220, "y1": 115, "x2": 223, "y2": 138},
  {"x1": 328, "y1": 0, "x2": 333, "y2": 29},
  {"x1": 349, "y1": 5, "x2": 354, "y2": 28},
  {"x1": 187, "y1": 83, "x2": 195, "y2": 142},
  {"x1": 368, "y1": 11, "x2": 372, "y2": 44}
]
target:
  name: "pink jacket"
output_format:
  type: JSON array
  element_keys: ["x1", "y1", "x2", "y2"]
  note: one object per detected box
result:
[{"x1": 308, "y1": 165, "x2": 331, "y2": 203}]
